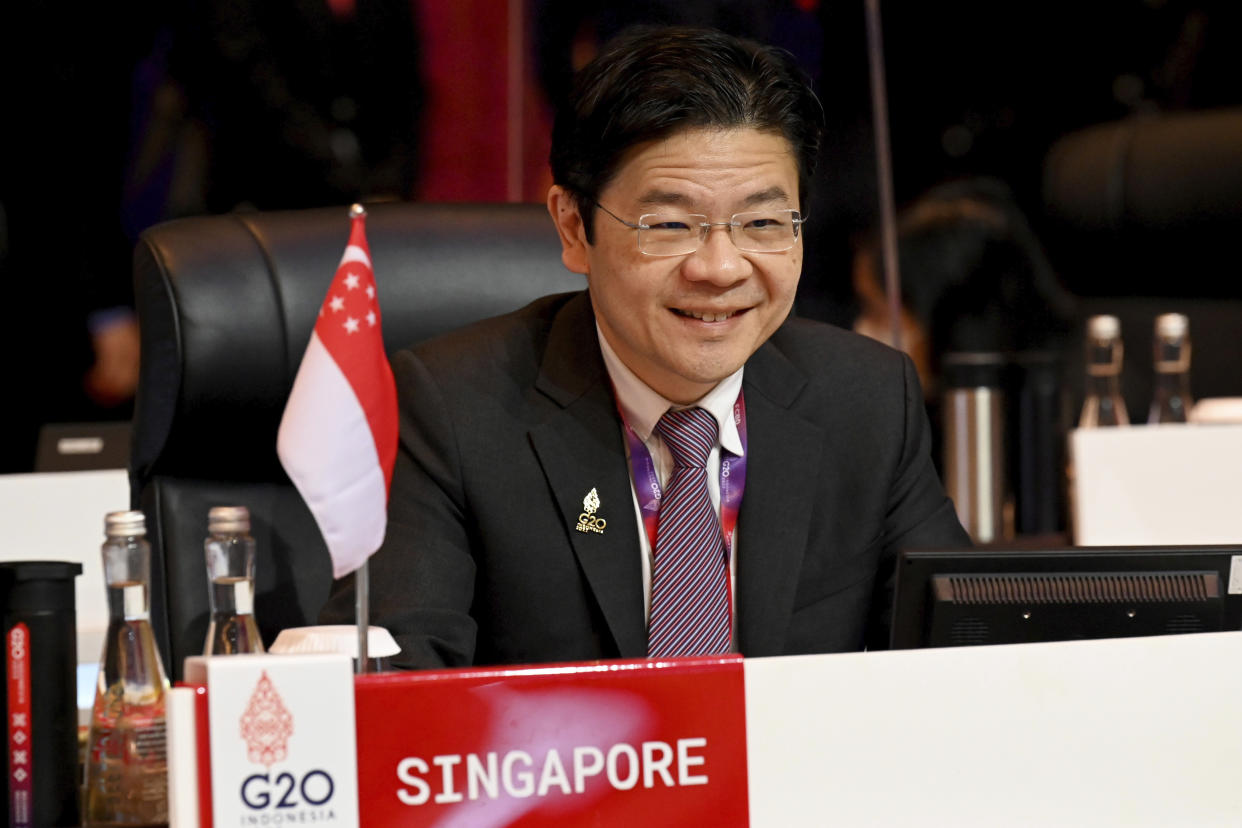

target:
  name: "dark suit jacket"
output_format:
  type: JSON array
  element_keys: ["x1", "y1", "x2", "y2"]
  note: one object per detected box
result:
[{"x1": 324, "y1": 291, "x2": 969, "y2": 668}]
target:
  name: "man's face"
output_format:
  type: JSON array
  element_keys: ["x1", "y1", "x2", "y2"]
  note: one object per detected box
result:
[{"x1": 549, "y1": 127, "x2": 803, "y2": 404}]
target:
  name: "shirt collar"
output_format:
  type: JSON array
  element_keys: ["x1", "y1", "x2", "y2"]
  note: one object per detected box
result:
[{"x1": 596, "y1": 323, "x2": 745, "y2": 457}]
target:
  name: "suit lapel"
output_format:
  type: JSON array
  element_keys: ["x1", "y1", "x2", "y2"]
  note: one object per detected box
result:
[
  {"x1": 529, "y1": 294, "x2": 647, "y2": 658},
  {"x1": 736, "y1": 340, "x2": 823, "y2": 656}
]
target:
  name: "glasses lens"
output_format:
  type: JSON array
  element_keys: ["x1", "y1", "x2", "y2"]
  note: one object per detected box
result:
[
  {"x1": 637, "y1": 214, "x2": 704, "y2": 256},
  {"x1": 632, "y1": 211, "x2": 802, "y2": 255},
  {"x1": 731, "y1": 210, "x2": 801, "y2": 252}
]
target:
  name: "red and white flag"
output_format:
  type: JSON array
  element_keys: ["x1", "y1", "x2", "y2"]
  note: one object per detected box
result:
[{"x1": 278, "y1": 205, "x2": 398, "y2": 579}]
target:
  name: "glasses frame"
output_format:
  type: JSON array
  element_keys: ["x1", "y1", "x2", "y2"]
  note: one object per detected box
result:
[{"x1": 593, "y1": 201, "x2": 806, "y2": 257}]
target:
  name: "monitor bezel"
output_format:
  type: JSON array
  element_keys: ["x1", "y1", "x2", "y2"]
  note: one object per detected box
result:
[{"x1": 890, "y1": 545, "x2": 1242, "y2": 649}]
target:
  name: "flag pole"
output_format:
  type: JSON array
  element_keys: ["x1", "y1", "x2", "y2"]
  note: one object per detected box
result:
[
  {"x1": 351, "y1": 201, "x2": 371, "y2": 677},
  {"x1": 355, "y1": 559, "x2": 370, "y2": 675}
]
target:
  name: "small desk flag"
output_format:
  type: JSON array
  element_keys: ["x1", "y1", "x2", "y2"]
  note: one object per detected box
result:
[{"x1": 278, "y1": 205, "x2": 398, "y2": 578}]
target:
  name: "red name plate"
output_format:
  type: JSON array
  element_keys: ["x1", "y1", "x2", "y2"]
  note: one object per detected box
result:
[{"x1": 354, "y1": 655, "x2": 748, "y2": 827}]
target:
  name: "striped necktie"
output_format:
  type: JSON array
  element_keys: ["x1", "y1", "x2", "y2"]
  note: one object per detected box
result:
[{"x1": 647, "y1": 407, "x2": 731, "y2": 657}]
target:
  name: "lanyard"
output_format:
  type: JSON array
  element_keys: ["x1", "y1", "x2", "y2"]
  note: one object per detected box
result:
[{"x1": 619, "y1": 393, "x2": 749, "y2": 556}]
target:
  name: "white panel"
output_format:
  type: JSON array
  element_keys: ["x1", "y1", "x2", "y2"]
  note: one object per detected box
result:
[
  {"x1": 0, "y1": 469, "x2": 128, "y2": 720},
  {"x1": 1072, "y1": 424, "x2": 1242, "y2": 545},
  {"x1": 745, "y1": 632, "x2": 1242, "y2": 826}
]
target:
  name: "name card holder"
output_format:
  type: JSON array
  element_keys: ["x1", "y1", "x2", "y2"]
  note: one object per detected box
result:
[{"x1": 170, "y1": 654, "x2": 748, "y2": 827}]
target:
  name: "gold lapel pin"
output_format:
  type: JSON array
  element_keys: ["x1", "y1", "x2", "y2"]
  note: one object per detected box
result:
[{"x1": 576, "y1": 487, "x2": 607, "y2": 534}]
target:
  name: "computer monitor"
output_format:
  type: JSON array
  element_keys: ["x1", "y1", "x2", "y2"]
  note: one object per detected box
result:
[{"x1": 890, "y1": 545, "x2": 1242, "y2": 649}]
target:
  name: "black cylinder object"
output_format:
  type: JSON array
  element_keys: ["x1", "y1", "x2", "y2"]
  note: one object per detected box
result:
[
  {"x1": 2, "y1": 561, "x2": 83, "y2": 828},
  {"x1": 1012, "y1": 351, "x2": 1067, "y2": 535}
]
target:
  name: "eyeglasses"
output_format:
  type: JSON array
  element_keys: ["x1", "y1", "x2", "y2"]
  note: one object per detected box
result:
[{"x1": 593, "y1": 202, "x2": 806, "y2": 256}]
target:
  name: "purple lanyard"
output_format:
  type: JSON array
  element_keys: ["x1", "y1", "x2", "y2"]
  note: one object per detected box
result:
[{"x1": 619, "y1": 393, "x2": 749, "y2": 555}]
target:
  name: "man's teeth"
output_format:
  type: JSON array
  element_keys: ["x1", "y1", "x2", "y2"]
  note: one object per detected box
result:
[{"x1": 679, "y1": 309, "x2": 735, "y2": 322}]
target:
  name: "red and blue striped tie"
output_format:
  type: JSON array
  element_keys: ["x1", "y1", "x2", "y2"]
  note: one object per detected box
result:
[{"x1": 647, "y1": 407, "x2": 731, "y2": 657}]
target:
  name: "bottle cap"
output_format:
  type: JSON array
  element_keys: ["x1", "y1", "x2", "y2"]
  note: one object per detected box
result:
[
  {"x1": 104, "y1": 510, "x2": 146, "y2": 538},
  {"x1": 1155, "y1": 312, "x2": 1189, "y2": 340},
  {"x1": 208, "y1": 505, "x2": 251, "y2": 535},
  {"x1": 1087, "y1": 314, "x2": 1120, "y2": 340}
]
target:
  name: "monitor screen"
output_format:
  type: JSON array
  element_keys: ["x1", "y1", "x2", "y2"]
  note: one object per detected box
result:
[{"x1": 890, "y1": 546, "x2": 1242, "y2": 649}]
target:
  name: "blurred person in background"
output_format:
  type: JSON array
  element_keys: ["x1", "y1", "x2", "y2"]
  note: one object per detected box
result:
[{"x1": 851, "y1": 177, "x2": 1077, "y2": 401}]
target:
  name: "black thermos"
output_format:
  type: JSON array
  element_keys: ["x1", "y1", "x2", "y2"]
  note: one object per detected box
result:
[{"x1": 2, "y1": 561, "x2": 83, "y2": 828}]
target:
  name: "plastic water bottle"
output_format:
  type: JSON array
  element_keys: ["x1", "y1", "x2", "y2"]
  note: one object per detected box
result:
[
  {"x1": 203, "y1": 505, "x2": 265, "y2": 655},
  {"x1": 1079, "y1": 314, "x2": 1129, "y2": 427},
  {"x1": 1148, "y1": 313, "x2": 1193, "y2": 424},
  {"x1": 83, "y1": 510, "x2": 169, "y2": 827}
]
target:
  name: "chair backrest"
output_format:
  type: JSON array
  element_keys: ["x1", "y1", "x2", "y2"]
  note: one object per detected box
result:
[{"x1": 131, "y1": 202, "x2": 579, "y2": 678}]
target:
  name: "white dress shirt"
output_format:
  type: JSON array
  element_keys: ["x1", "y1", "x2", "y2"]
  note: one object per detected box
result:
[{"x1": 596, "y1": 326, "x2": 744, "y2": 642}]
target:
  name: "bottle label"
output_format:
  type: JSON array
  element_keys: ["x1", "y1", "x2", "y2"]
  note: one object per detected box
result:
[
  {"x1": 235, "y1": 579, "x2": 254, "y2": 616},
  {"x1": 123, "y1": 583, "x2": 149, "y2": 620},
  {"x1": 7, "y1": 623, "x2": 33, "y2": 828}
]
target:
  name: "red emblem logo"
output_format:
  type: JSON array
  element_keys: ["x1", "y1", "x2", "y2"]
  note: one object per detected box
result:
[{"x1": 240, "y1": 670, "x2": 294, "y2": 766}]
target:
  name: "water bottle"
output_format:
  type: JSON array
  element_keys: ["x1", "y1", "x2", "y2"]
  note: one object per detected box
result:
[
  {"x1": 203, "y1": 505, "x2": 264, "y2": 655},
  {"x1": 1078, "y1": 314, "x2": 1129, "y2": 427},
  {"x1": 83, "y1": 511, "x2": 169, "y2": 827},
  {"x1": 1148, "y1": 312, "x2": 1193, "y2": 424}
]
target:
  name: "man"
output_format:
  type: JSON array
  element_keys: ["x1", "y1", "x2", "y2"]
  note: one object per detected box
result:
[{"x1": 324, "y1": 26, "x2": 969, "y2": 668}]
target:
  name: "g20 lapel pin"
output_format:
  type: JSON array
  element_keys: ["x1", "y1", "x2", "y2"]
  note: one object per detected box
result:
[{"x1": 575, "y1": 487, "x2": 607, "y2": 534}]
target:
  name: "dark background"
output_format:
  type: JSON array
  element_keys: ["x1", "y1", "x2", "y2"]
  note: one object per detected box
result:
[{"x1": 2, "y1": 0, "x2": 1239, "y2": 472}]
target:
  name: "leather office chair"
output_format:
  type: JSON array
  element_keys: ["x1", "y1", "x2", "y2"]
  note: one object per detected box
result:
[{"x1": 130, "y1": 202, "x2": 579, "y2": 679}]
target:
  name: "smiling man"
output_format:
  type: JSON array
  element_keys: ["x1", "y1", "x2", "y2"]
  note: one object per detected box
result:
[
  {"x1": 324, "y1": 26, "x2": 969, "y2": 668},
  {"x1": 549, "y1": 127, "x2": 801, "y2": 405}
]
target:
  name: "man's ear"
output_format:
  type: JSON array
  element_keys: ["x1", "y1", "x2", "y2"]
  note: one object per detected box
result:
[{"x1": 547, "y1": 185, "x2": 590, "y2": 275}]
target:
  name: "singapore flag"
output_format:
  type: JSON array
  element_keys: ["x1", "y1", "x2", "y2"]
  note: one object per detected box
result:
[{"x1": 278, "y1": 205, "x2": 398, "y2": 579}]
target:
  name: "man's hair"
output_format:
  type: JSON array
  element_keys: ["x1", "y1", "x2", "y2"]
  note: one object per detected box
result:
[{"x1": 550, "y1": 26, "x2": 824, "y2": 242}]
